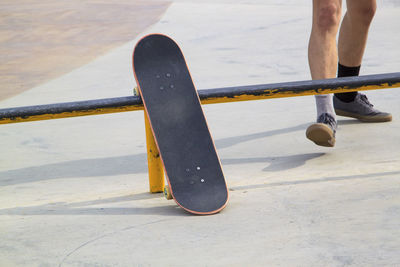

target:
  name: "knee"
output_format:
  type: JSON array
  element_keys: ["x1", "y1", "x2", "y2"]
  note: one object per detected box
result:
[
  {"x1": 314, "y1": 3, "x2": 342, "y2": 33},
  {"x1": 350, "y1": 5, "x2": 376, "y2": 26}
]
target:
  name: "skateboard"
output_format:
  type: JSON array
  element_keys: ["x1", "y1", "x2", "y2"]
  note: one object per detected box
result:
[{"x1": 132, "y1": 34, "x2": 229, "y2": 215}]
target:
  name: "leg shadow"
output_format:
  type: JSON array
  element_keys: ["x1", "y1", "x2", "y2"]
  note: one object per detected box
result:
[{"x1": 222, "y1": 153, "x2": 325, "y2": 172}]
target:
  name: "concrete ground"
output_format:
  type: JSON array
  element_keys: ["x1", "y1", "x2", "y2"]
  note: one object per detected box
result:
[{"x1": 1, "y1": 1, "x2": 400, "y2": 266}]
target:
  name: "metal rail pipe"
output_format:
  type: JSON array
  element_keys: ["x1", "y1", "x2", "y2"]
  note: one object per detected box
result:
[{"x1": 1, "y1": 72, "x2": 400, "y2": 125}]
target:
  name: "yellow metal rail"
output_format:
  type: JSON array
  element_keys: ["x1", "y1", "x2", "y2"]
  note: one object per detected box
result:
[
  {"x1": 1, "y1": 72, "x2": 399, "y2": 125},
  {"x1": 1, "y1": 72, "x2": 399, "y2": 192}
]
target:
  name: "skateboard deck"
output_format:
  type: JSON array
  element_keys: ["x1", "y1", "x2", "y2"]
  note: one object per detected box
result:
[{"x1": 132, "y1": 34, "x2": 228, "y2": 215}]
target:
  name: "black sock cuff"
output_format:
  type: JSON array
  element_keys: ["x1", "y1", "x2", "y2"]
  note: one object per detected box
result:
[
  {"x1": 335, "y1": 63, "x2": 360, "y2": 102},
  {"x1": 337, "y1": 63, "x2": 361, "y2": 77}
]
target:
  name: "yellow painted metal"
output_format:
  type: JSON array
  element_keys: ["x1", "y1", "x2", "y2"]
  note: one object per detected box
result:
[
  {"x1": 2, "y1": 81, "x2": 400, "y2": 125},
  {"x1": 0, "y1": 105, "x2": 144, "y2": 125},
  {"x1": 164, "y1": 185, "x2": 173, "y2": 200},
  {"x1": 144, "y1": 112, "x2": 165, "y2": 193},
  {"x1": 200, "y1": 82, "x2": 400, "y2": 105},
  {"x1": 133, "y1": 87, "x2": 139, "y2": 96}
]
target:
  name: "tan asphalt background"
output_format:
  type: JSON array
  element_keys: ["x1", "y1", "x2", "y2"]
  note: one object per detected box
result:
[{"x1": 0, "y1": 0, "x2": 170, "y2": 101}]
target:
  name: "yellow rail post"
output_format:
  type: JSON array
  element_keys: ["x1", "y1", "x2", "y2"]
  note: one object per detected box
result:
[
  {"x1": 134, "y1": 87, "x2": 164, "y2": 193},
  {"x1": 144, "y1": 112, "x2": 165, "y2": 193}
]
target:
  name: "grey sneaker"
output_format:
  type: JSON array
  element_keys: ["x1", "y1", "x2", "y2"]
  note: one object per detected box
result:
[
  {"x1": 306, "y1": 113, "x2": 337, "y2": 147},
  {"x1": 333, "y1": 93, "x2": 392, "y2": 122}
]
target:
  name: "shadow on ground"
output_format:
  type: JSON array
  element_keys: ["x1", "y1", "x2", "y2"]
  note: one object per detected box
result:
[
  {"x1": 0, "y1": 192, "x2": 187, "y2": 217},
  {"x1": 222, "y1": 153, "x2": 324, "y2": 172},
  {"x1": 1, "y1": 123, "x2": 313, "y2": 186},
  {"x1": 230, "y1": 170, "x2": 400, "y2": 191},
  {"x1": 2, "y1": 170, "x2": 399, "y2": 217}
]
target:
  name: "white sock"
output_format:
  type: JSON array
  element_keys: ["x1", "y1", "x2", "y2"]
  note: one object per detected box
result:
[{"x1": 315, "y1": 94, "x2": 336, "y2": 121}]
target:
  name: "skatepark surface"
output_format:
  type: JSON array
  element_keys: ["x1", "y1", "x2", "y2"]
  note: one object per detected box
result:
[{"x1": 1, "y1": 1, "x2": 400, "y2": 266}]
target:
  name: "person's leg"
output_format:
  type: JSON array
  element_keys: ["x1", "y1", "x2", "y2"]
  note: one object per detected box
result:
[
  {"x1": 309, "y1": 0, "x2": 342, "y2": 80},
  {"x1": 333, "y1": 0, "x2": 392, "y2": 121},
  {"x1": 338, "y1": 0, "x2": 376, "y2": 67},
  {"x1": 335, "y1": 0, "x2": 376, "y2": 102},
  {"x1": 306, "y1": 0, "x2": 342, "y2": 147}
]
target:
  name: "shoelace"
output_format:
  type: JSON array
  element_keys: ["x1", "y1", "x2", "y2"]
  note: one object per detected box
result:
[
  {"x1": 319, "y1": 113, "x2": 336, "y2": 130},
  {"x1": 359, "y1": 94, "x2": 374, "y2": 107}
]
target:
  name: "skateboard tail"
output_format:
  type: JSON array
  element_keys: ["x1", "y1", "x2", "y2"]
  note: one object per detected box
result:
[{"x1": 132, "y1": 34, "x2": 229, "y2": 215}]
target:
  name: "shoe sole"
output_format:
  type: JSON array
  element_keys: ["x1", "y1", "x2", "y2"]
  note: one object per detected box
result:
[
  {"x1": 306, "y1": 123, "x2": 335, "y2": 147},
  {"x1": 335, "y1": 109, "x2": 392, "y2": 122}
]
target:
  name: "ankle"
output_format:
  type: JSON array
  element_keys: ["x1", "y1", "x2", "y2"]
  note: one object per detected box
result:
[{"x1": 334, "y1": 63, "x2": 360, "y2": 102}]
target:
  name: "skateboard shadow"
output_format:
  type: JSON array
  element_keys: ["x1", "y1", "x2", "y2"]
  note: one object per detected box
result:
[{"x1": 0, "y1": 192, "x2": 189, "y2": 217}]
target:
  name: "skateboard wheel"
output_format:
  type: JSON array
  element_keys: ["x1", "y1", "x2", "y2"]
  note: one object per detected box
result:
[
  {"x1": 133, "y1": 87, "x2": 139, "y2": 96},
  {"x1": 164, "y1": 185, "x2": 173, "y2": 200}
]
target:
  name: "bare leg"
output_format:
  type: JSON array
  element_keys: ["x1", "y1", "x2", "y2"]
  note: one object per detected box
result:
[
  {"x1": 338, "y1": 0, "x2": 376, "y2": 66},
  {"x1": 307, "y1": 0, "x2": 391, "y2": 146},
  {"x1": 334, "y1": 0, "x2": 376, "y2": 101},
  {"x1": 333, "y1": 0, "x2": 391, "y2": 122},
  {"x1": 309, "y1": 0, "x2": 342, "y2": 80},
  {"x1": 306, "y1": 0, "x2": 342, "y2": 147}
]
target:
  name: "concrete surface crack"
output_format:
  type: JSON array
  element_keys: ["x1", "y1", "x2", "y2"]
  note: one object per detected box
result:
[{"x1": 58, "y1": 219, "x2": 169, "y2": 267}]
